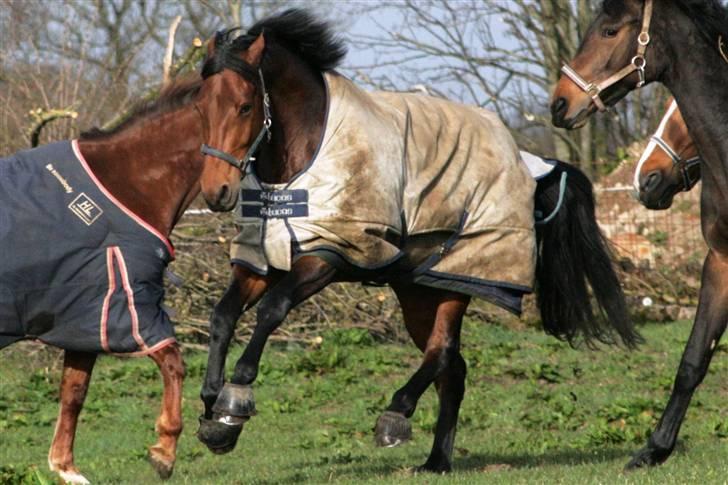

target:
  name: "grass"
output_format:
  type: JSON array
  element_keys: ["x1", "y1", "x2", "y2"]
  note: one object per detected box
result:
[{"x1": 1, "y1": 320, "x2": 726, "y2": 484}]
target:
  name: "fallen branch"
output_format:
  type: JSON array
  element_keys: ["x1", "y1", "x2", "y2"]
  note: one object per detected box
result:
[{"x1": 27, "y1": 107, "x2": 78, "y2": 148}]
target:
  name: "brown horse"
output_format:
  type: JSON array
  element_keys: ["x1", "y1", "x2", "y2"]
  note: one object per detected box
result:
[
  {"x1": 635, "y1": 97, "x2": 700, "y2": 209},
  {"x1": 551, "y1": 0, "x2": 728, "y2": 469},
  {"x1": 194, "y1": 10, "x2": 639, "y2": 473},
  {"x1": 0, "y1": 77, "x2": 231, "y2": 483}
]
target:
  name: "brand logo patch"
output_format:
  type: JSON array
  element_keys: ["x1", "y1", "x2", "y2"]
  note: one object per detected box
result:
[{"x1": 69, "y1": 193, "x2": 103, "y2": 226}]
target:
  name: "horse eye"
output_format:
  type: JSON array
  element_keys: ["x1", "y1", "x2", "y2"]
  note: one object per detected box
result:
[
  {"x1": 602, "y1": 27, "x2": 618, "y2": 38},
  {"x1": 239, "y1": 104, "x2": 253, "y2": 116}
]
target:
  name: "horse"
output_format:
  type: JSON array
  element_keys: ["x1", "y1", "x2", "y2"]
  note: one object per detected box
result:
[
  {"x1": 635, "y1": 97, "x2": 700, "y2": 209},
  {"x1": 193, "y1": 9, "x2": 640, "y2": 473},
  {"x1": 550, "y1": 0, "x2": 728, "y2": 469},
  {"x1": 0, "y1": 77, "x2": 231, "y2": 483}
]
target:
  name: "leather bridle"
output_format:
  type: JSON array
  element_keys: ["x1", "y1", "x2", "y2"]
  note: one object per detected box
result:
[
  {"x1": 651, "y1": 134, "x2": 701, "y2": 192},
  {"x1": 199, "y1": 68, "x2": 272, "y2": 173},
  {"x1": 561, "y1": 0, "x2": 653, "y2": 112}
]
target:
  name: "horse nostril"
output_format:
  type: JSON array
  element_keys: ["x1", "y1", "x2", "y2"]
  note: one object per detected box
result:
[
  {"x1": 643, "y1": 171, "x2": 662, "y2": 192},
  {"x1": 218, "y1": 185, "x2": 229, "y2": 204},
  {"x1": 551, "y1": 97, "x2": 568, "y2": 121}
]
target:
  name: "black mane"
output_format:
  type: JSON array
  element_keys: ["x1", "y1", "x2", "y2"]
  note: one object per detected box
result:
[
  {"x1": 674, "y1": 0, "x2": 728, "y2": 49},
  {"x1": 201, "y1": 9, "x2": 347, "y2": 82},
  {"x1": 80, "y1": 76, "x2": 202, "y2": 139}
]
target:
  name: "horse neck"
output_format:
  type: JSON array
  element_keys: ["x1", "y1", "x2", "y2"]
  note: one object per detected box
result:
[
  {"x1": 255, "y1": 50, "x2": 327, "y2": 184},
  {"x1": 658, "y1": 6, "x2": 728, "y2": 195},
  {"x1": 76, "y1": 107, "x2": 203, "y2": 237}
]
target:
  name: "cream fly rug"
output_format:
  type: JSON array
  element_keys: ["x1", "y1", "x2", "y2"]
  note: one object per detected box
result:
[{"x1": 231, "y1": 72, "x2": 539, "y2": 313}]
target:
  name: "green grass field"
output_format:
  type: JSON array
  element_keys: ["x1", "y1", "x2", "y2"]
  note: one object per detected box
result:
[{"x1": 1, "y1": 319, "x2": 726, "y2": 484}]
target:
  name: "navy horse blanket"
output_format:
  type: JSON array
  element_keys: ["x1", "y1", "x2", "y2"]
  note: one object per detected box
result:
[{"x1": 0, "y1": 141, "x2": 175, "y2": 355}]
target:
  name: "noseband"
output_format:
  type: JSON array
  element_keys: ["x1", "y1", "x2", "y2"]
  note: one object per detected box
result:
[
  {"x1": 561, "y1": 0, "x2": 653, "y2": 112},
  {"x1": 634, "y1": 100, "x2": 700, "y2": 193},
  {"x1": 651, "y1": 134, "x2": 700, "y2": 191},
  {"x1": 200, "y1": 68, "x2": 272, "y2": 173}
]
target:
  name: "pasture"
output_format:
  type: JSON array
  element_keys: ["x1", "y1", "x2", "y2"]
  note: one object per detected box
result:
[{"x1": 1, "y1": 319, "x2": 726, "y2": 484}]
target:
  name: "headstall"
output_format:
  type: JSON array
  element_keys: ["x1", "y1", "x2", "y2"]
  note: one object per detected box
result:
[
  {"x1": 561, "y1": 0, "x2": 653, "y2": 112},
  {"x1": 200, "y1": 68, "x2": 272, "y2": 173}
]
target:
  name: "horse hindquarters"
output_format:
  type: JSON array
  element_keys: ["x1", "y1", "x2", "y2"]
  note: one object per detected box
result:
[{"x1": 534, "y1": 161, "x2": 640, "y2": 348}]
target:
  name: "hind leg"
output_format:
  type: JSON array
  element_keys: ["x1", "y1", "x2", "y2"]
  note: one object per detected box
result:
[
  {"x1": 146, "y1": 343, "x2": 185, "y2": 479},
  {"x1": 48, "y1": 350, "x2": 96, "y2": 485},
  {"x1": 375, "y1": 284, "x2": 468, "y2": 472},
  {"x1": 626, "y1": 251, "x2": 728, "y2": 469},
  {"x1": 418, "y1": 353, "x2": 467, "y2": 473}
]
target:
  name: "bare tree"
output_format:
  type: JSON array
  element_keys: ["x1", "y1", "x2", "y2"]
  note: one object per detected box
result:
[{"x1": 348, "y1": 0, "x2": 668, "y2": 178}]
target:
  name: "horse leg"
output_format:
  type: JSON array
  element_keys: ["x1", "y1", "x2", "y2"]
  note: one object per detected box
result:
[
  {"x1": 375, "y1": 284, "x2": 469, "y2": 473},
  {"x1": 198, "y1": 265, "x2": 272, "y2": 452},
  {"x1": 147, "y1": 343, "x2": 185, "y2": 479},
  {"x1": 626, "y1": 250, "x2": 728, "y2": 469},
  {"x1": 205, "y1": 256, "x2": 336, "y2": 453},
  {"x1": 48, "y1": 350, "x2": 97, "y2": 485}
]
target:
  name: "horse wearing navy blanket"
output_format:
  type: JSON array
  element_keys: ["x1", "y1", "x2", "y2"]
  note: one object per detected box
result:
[
  {"x1": 0, "y1": 77, "x2": 232, "y2": 483},
  {"x1": 194, "y1": 10, "x2": 640, "y2": 472}
]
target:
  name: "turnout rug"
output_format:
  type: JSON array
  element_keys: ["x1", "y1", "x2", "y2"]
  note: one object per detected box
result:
[
  {"x1": 232, "y1": 72, "x2": 537, "y2": 314},
  {"x1": 0, "y1": 141, "x2": 175, "y2": 354}
]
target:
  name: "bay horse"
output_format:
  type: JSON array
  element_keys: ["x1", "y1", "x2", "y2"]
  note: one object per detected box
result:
[
  {"x1": 194, "y1": 10, "x2": 639, "y2": 473},
  {"x1": 551, "y1": 0, "x2": 728, "y2": 469},
  {"x1": 635, "y1": 97, "x2": 700, "y2": 209},
  {"x1": 0, "y1": 77, "x2": 229, "y2": 483}
]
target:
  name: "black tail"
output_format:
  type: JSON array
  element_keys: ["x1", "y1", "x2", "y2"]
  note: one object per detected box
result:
[{"x1": 534, "y1": 160, "x2": 641, "y2": 348}]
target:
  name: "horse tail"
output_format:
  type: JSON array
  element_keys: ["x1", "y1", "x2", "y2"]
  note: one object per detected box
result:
[{"x1": 533, "y1": 160, "x2": 642, "y2": 348}]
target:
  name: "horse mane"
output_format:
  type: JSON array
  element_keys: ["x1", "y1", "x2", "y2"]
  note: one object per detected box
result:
[
  {"x1": 673, "y1": 0, "x2": 728, "y2": 48},
  {"x1": 80, "y1": 75, "x2": 202, "y2": 140},
  {"x1": 201, "y1": 9, "x2": 347, "y2": 82}
]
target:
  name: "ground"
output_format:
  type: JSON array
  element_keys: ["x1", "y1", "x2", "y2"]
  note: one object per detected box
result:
[{"x1": 1, "y1": 320, "x2": 726, "y2": 484}]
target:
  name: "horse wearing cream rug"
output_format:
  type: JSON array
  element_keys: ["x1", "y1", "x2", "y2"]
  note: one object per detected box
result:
[{"x1": 194, "y1": 10, "x2": 641, "y2": 472}]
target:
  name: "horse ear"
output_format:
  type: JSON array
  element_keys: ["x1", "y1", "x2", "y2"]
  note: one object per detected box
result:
[
  {"x1": 206, "y1": 33, "x2": 220, "y2": 59},
  {"x1": 244, "y1": 33, "x2": 266, "y2": 67}
]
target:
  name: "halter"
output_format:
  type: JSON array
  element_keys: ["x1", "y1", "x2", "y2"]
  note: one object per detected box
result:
[
  {"x1": 633, "y1": 100, "x2": 700, "y2": 193},
  {"x1": 720, "y1": 36, "x2": 728, "y2": 65},
  {"x1": 561, "y1": 0, "x2": 653, "y2": 112},
  {"x1": 200, "y1": 68, "x2": 272, "y2": 173}
]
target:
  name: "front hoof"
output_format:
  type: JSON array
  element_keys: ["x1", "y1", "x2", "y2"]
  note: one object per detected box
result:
[
  {"x1": 148, "y1": 446, "x2": 175, "y2": 479},
  {"x1": 212, "y1": 383, "x2": 256, "y2": 418},
  {"x1": 374, "y1": 411, "x2": 412, "y2": 448},
  {"x1": 197, "y1": 415, "x2": 246, "y2": 454},
  {"x1": 624, "y1": 445, "x2": 670, "y2": 470}
]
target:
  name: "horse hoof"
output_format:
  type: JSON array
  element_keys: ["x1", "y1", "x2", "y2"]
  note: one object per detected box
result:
[
  {"x1": 374, "y1": 411, "x2": 412, "y2": 448},
  {"x1": 148, "y1": 446, "x2": 175, "y2": 479},
  {"x1": 624, "y1": 445, "x2": 670, "y2": 470},
  {"x1": 55, "y1": 470, "x2": 91, "y2": 485},
  {"x1": 197, "y1": 415, "x2": 246, "y2": 454},
  {"x1": 212, "y1": 383, "x2": 256, "y2": 418}
]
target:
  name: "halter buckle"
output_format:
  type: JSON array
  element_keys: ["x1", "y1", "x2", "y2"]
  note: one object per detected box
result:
[{"x1": 638, "y1": 32, "x2": 650, "y2": 46}]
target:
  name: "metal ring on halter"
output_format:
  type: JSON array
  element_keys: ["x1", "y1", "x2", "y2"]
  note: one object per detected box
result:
[
  {"x1": 638, "y1": 32, "x2": 651, "y2": 46},
  {"x1": 632, "y1": 55, "x2": 646, "y2": 69}
]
